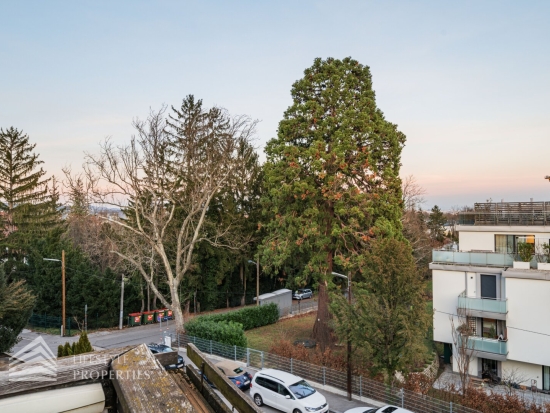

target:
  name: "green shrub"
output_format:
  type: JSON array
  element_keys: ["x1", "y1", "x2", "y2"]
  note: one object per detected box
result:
[
  {"x1": 63, "y1": 342, "x2": 72, "y2": 356},
  {"x1": 517, "y1": 242, "x2": 534, "y2": 262},
  {"x1": 192, "y1": 303, "x2": 279, "y2": 331},
  {"x1": 78, "y1": 332, "x2": 93, "y2": 353},
  {"x1": 57, "y1": 345, "x2": 64, "y2": 358},
  {"x1": 185, "y1": 320, "x2": 247, "y2": 347}
]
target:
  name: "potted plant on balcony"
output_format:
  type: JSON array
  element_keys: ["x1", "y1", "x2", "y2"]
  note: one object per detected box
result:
[
  {"x1": 513, "y1": 242, "x2": 533, "y2": 269},
  {"x1": 538, "y1": 243, "x2": 550, "y2": 270}
]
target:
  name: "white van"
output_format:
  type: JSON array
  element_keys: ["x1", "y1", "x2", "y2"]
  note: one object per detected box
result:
[{"x1": 251, "y1": 369, "x2": 328, "y2": 413}]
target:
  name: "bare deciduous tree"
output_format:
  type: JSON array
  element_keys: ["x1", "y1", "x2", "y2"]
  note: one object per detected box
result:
[
  {"x1": 82, "y1": 98, "x2": 257, "y2": 331},
  {"x1": 501, "y1": 367, "x2": 529, "y2": 395},
  {"x1": 450, "y1": 315, "x2": 477, "y2": 396}
]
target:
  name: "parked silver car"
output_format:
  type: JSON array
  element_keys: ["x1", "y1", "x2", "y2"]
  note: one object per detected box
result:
[{"x1": 292, "y1": 288, "x2": 313, "y2": 300}]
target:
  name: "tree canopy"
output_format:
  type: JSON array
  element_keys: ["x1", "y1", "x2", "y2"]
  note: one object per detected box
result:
[{"x1": 261, "y1": 57, "x2": 406, "y2": 348}]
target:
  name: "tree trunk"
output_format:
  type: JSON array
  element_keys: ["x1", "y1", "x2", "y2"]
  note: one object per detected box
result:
[
  {"x1": 312, "y1": 250, "x2": 333, "y2": 350},
  {"x1": 139, "y1": 280, "x2": 145, "y2": 313},
  {"x1": 240, "y1": 263, "x2": 245, "y2": 307},
  {"x1": 171, "y1": 284, "x2": 185, "y2": 332},
  {"x1": 147, "y1": 281, "x2": 150, "y2": 312}
]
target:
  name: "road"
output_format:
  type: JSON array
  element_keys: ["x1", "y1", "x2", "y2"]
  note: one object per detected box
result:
[{"x1": 13, "y1": 323, "x2": 375, "y2": 413}]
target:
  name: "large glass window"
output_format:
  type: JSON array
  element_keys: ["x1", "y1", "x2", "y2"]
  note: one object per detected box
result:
[
  {"x1": 495, "y1": 234, "x2": 534, "y2": 253},
  {"x1": 482, "y1": 319, "x2": 497, "y2": 338},
  {"x1": 544, "y1": 366, "x2": 550, "y2": 391}
]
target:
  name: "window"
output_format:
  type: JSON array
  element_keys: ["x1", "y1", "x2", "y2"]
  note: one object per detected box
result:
[
  {"x1": 481, "y1": 274, "x2": 497, "y2": 299},
  {"x1": 278, "y1": 384, "x2": 293, "y2": 398},
  {"x1": 289, "y1": 380, "x2": 316, "y2": 399},
  {"x1": 544, "y1": 366, "x2": 550, "y2": 391},
  {"x1": 482, "y1": 319, "x2": 497, "y2": 338},
  {"x1": 256, "y1": 377, "x2": 278, "y2": 392},
  {"x1": 495, "y1": 234, "x2": 534, "y2": 254}
]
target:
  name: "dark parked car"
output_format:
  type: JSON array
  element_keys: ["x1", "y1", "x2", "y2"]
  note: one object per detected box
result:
[
  {"x1": 215, "y1": 360, "x2": 252, "y2": 391},
  {"x1": 292, "y1": 288, "x2": 313, "y2": 300},
  {"x1": 147, "y1": 343, "x2": 185, "y2": 370}
]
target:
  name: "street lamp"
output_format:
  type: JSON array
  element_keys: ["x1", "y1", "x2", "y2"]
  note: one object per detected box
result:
[
  {"x1": 248, "y1": 259, "x2": 260, "y2": 306},
  {"x1": 332, "y1": 271, "x2": 352, "y2": 401},
  {"x1": 44, "y1": 250, "x2": 65, "y2": 336}
]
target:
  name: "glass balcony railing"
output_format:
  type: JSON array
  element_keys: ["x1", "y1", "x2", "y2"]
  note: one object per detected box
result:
[
  {"x1": 462, "y1": 336, "x2": 508, "y2": 356},
  {"x1": 432, "y1": 250, "x2": 514, "y2": 267},
  {"x1": 458, "y1": 291, "x2": 507, "y2": 314}
]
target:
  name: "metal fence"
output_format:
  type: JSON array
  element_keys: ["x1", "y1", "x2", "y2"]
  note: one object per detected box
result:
[
  {"x1": 27, "y1": 313, "x2": 119, "y2": 335},
  {"x1": 174, "y1": 332, "x2": 481, "y2": 413},
  {"x1": 291, "y1": 300, "x2": 318, "y2": 315}
]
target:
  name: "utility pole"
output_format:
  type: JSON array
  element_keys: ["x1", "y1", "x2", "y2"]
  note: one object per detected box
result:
[
  {"x1": 62, "y1": 250, "x2": 66, "y2": 337},
  {"x1": 256, "y1": 259, "x2": 260, "y2": 306},
  {"x1": 332, "y1": 271, "x2": 352, "y2": 400},
  {"x1": 43, "y1": 253, "x2": 66, "y2": 336},
  {"x1": 346, "y1": 273, "x2": 352, "y2": 401},
  {"x1": 119, "y1": 275, "x2": 125, "y2": 330}
]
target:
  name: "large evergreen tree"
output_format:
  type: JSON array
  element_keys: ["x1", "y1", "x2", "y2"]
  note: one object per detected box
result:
[
  {"x1": 330, "y1": 238, "x2": 430, "y2": 383},
  {"x1": 262, "y1": 57, "x2": 405, "y2": 349},
  {"x1": 0, "y1": 127, "x2": 60, "y2": 256}
]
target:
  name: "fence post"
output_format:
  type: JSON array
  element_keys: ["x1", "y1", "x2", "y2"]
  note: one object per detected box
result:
[
  {"x1": 359, "y1": 376, "x2": 362, "y2": 399},
  {"x1": 246, "y1": 348, "x2": 250, "y2": 367},
  {"x1": 450, "y1": 402, "x2": 453, "y2": 413},
  {"x1": 234, "y1": 345, "x2": 237, "y2": 361},
  {"x1": 261, "y1": 351, "x2": 264, "y2": 369},
  {"x1": 68, "y1": 317, "x2": 71, "y2": 336},
  {"x1": 290, "y1": 358, "x2": 293, "y2": 374},
  {"x1": 210, "y1": 340, "x2": 213, "y2": 355},
  {"x1": 323, "y1": 367, "x2": 326, "y2": 386},
  {"x1": 400, "y1": 388, "x2": 404, "y2": 408}
]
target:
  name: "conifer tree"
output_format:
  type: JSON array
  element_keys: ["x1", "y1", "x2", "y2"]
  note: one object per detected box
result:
[
  {"x1": 57, "y1": 344, "x2": 64, "y2": 358},
  {"x1": 0, "y1": 127, "x2": 61, "y2": 255},
  {"x1": 262, "y1": 57, "x2": 405, "y2": 349}
]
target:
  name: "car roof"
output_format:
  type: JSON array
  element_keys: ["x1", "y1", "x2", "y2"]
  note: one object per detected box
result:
[
  {"x1": 215, "y1": 360, "x2": 244, "y2": 372},
  {"x1": 255, "y1": 368, "x2": 302, "y2": 385}
]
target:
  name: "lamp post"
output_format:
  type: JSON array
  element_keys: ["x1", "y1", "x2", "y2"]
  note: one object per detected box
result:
[
  {"x1": 332, "y1": 271, "x2": 352, "y2": 401},
  {"x1": 44, "y1": 250, "x2": 65, "y2": 336}
]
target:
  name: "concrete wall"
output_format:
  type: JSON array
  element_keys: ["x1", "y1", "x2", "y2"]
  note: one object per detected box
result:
[
  {"x1": 458, "y1": 228, "x2": 550, "y2": 252},
  {"x1": 506, "y1": 277, "x2": 550, "y2": 367},
  {"x1": 501, "y1": 359, "x2": 543, "y2": 389},
  {"x1": 433, "y1": 269, "x2": 465, "y2": 344}
]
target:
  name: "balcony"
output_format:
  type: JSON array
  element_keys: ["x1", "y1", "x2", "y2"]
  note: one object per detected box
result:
[
  {"x1": 460, "y1": 335, "x2": 508, "y2": 361},
  {"x1": 432, "y1": 250, "x2": 513, "y2": 267},
  {"x1": 458, "y1": 291, "x2": 507, "y2": 320}
]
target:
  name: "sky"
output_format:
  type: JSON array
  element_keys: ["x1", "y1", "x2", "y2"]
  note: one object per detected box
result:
[{"x1": 1, "y1": 1, "x2": 549, "y2": 209}]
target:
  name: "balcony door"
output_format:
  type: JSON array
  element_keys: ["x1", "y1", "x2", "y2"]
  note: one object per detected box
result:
[{"x1": 481, "y1": 274, "x2": 497, "y2": 299}]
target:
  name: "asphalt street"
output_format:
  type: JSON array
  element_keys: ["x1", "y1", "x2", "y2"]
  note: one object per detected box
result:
[{"x1": 13, "y1": 323, "x2": 376, "y2": 413}]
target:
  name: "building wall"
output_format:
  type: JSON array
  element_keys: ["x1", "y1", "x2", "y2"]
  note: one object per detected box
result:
[
  {"x1": 458, "y1": 228, "x2": 550, "y2": 252},
  {"x1": 433, "y1": 269, "x2": 465, "y2": 344},
  {"x1": 506, "y1": 277, "x2": 550, "y2": 367},
  {"x1": 501, "y1": 359, "x2": 544, "y2": 389},
  {"x1": 451, "y1": 353, "x2": 478, "y2": 376}
]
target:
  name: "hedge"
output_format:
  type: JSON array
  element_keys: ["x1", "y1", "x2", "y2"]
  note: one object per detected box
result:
[
  {"x1": 192, "y1": 303, "x2": 280, "y2": 331},
  {"x1": 185, "y1": 320, "x2": 247, "y2": 348},
  {"x1": 183, "y1": 304, "x2": 280, "y2": 347}
]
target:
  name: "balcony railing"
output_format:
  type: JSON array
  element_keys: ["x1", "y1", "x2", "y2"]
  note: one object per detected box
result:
[
  {"x1": 464, "y1": 336, "x2": 508, "y2": 357},
  {"x1": 458, "y1": 291, "x2": 507, "y2": 314},
  {"x1": 458, "y1": 201, "x2": 550, "y2": 226},
  {"x1": 432, "y1": 250, "x2": 513, "y2": 267}
]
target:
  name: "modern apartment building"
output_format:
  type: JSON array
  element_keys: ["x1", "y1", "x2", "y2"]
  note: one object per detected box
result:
[{"x1": 431, "y1": 201, "x2": 550, "y2": 390}]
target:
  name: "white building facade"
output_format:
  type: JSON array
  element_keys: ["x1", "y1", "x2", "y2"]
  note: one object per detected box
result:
[{"x1": 431, "y1": 201, "x2": 550, "y2": 390}]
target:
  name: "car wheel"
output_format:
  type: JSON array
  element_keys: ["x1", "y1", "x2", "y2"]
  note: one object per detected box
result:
[
  {"x1": 293, "y1": 409, "x2": 302, "y2": 413},
  {"x1": 254, "y1": 394, "x2": 263, "y2": 406}
]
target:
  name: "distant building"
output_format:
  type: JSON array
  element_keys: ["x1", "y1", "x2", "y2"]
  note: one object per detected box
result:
[{"x1": 431, "y1": 201, "x2": 550, "y2": 390}]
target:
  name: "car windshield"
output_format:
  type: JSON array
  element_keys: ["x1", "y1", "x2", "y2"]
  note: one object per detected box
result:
[{"x1": 289, "y1": 380, "x2": 316, "y2": 399}]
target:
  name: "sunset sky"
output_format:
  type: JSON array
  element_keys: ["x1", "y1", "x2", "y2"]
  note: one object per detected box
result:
[{"x1": 1, "y1": 1, "x2": 549, "y2": 209}]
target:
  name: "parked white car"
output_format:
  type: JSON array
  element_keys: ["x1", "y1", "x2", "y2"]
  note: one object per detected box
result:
[
  {"x1": 251, "y1": 369, "x2": 328, "y2": 413},
  {"x1": 345, "y1": 406, "x2": 413, "y2": 413}
]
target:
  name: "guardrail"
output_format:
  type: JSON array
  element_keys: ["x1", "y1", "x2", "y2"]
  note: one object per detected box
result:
[{"x1": 173, "y1": 333, "x2": 481, "y2": 413}]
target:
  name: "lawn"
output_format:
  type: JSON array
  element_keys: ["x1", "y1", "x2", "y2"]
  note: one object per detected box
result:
[{"x1": 245, "y1": 313, "x2": 316, "y2": 352}]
